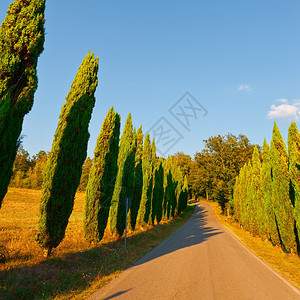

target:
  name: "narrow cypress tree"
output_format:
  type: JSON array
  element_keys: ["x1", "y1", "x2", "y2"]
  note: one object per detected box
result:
[
  {"x1": 116, "y1": 127, "x2": 136, "y2": 236},
  {"x1": 261, "y1": 139, "x2": 280, "y2": 246},
  {"x1": 182, "y1": 175, "x2": 189, "y2": 210},
  {"x1": 244, "y1": 162, "x2": 252, "y2": 231},
  {"x1": 271, "y1": 122, "x2": 297, "y2": 252},
  {"x1": 0, "y1": 0, "x2": 45, "y2": 206},
  {"x1": 109, "y1": 113, "x2": 135, "y2": 236},
  {"x1": 288, "y1": 122, "x2": 300, "y2": 249},
  {"x1": 250, "y1": 146, "x2": 265, "y2": 237},
  {"x1": 151, "y1": 160, "x2": 164, "y2": 224},
  {"x1": 83, "y1": 107, "x2": 120, "y2": 242},
  {"x1": 130, "y1": 125, "x2": 143, "y2": 230},
  {"x1": 136, "y1": 133, "x2": 152, "y2": 227},
  {"x1": 233, "y1": 173, "x2": 242, "y2": 223},
  {"x1": 162, "y1": 159, "x2": 169, "y2": 220},
  {"x1": 36, "y1": 53, "x2": 99, "y2": 255}
]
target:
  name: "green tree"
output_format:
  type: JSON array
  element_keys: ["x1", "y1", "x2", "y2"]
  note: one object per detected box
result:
[
  {"x1": 136, "y1": 133, "x2": 152, "y2": 227},
  {"x1": 271, "y1": 123, "x2": 297, "y2": 252},
  {"x1": 30, "y1": 150, "x2": 48, "y2": 189},
  {"x1": 261, "y1": 139, "x2": 280, "y2": 246},
  {"x1": 9, "y1": 146, "x2": 31, "y2": 187},
  {"x1": 109, "y1": 113, "x2": 135, "y2": 236},
  {"x1": 194, "y1": 134, "x2": 256, "y2": 212},
  {"x1": 130, "y1": 125, "x2": 143, "y2": 230},
  {"x1": 78, "y1": 157, "x2": 92, "y2": 192},
  {"x1": 151, "y1": 159, "x2": 164, "y2": 224},
  {"x1": 288, "y1": 122, "x2": 300, "y2": 249},
  {"x1": 250, "y1": 146, "x2": 265, "y2": 236},
  {"x1": 36, "y1": 53, "x2": 99, "y2": 256},
  {"x1": 83, "y1": 107, "x2": 120, "y2": 242},
  {"x1": 0, "y1": 0, "x2": 46, "y2": 206}
]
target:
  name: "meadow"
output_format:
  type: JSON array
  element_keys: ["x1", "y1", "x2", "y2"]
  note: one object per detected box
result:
[{"x1": 0, "y1": 188, "x2": 195, "y2": 299}]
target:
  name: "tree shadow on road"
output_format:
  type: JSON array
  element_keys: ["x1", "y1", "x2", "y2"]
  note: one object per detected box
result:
[{"x1": 131, "y1": 203, "x2": 222, "y2": 267}]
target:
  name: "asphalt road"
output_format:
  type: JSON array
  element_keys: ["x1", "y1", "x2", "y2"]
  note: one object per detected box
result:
[{"x1": 89, "y1": 202, "x2": 300, "y2": 300}]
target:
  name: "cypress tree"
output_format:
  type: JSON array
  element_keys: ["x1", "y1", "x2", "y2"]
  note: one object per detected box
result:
[
  {"x1": 83, "y1": 107, "x2": 120, "y2": 242},
  {"x1": 151, "y1": 160, "x2": 164, "y2": 224},
  {"x1": 136, "y1": 133, "x2": 152, "y2": 227},
  {"x1": 109, "y1": 113, "x2": 135, "y2": 236},
  {"x1": 162, "y1": 159, "x2": 169, "y2": 220},
  {"x1": 288, "y1": 122, "x2": 300, "y2": 249},
  {"x1": 271, "y1": 122, "x2": 297, "y2": 252},
  {"x1": 36, "y1": 53, "x2": 99, "y2": 255},
  {"x1": 0, "y1": 0, "x2": 45, "y2": 206},
  {"x1": 130, "y1": 125, "x2": 143, "y2": 230},
  {"x1": 261, "y1": 139, "x2": 280, "y2": 246},
  {"x1": 244, "y1": 161, "x2": 253, "y2": 231},
  {"x1": 182, "y1": 175, "x2": 189, "y2": 210},
  {"x1": 250, "y1": 146, "x2": 265, "y2": 237}
]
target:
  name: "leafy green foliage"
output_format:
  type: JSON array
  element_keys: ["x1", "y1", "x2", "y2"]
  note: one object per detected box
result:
[
  {"x1": 36, "y1": 52, "x2": 99, "y2": 254},
  {"x1": 83, "y1": 107, "x2": 120, "y2": 242},
  {"x1": 0, "y1": 0, "x2": 45, "y2": 206},
  {"x1": 194, "y1": 133, "x2": 256, "y2": 212},
  {"x1": 233, "y1": 123, "x2": 298, "y2": 253}
]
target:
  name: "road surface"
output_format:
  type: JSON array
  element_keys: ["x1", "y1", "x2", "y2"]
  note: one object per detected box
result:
[{"x1": 89, "y1": 202, "x2": 300, "y2": 300}]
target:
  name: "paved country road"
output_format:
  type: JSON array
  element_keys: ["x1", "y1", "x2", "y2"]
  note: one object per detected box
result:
[{"x1": 89, "y1": 202, "x2": 300, "y2": 300}]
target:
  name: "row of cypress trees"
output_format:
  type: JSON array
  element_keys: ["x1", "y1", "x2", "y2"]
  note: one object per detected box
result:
[
  {"x1": 36, "y1": 102, "x2": 188, "y2": 255},
  {"x1": 233, "y1": 122, "x2": 300, "y2": 253},
  {"x1": 0, "y1": 0, "x2": 189, "y2": 256},
  {"x1": 83, "y1": 108, "x2": 189, "y2": 244}
]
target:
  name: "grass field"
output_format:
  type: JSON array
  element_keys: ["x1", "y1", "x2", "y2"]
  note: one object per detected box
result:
[
  {"x1": 0, "y1": 188, "x2": 195, "y2": 299},
  {"x1": 205, "y1": 199, "x2": 300, "y2": 291}
]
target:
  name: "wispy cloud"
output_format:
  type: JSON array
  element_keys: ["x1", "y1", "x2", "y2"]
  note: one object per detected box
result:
[
  {"x1": 267, "y1": 99, "x2": 300, "y2": 122},
  {"x1": 238, "y1": 84, "x2": 252, "y2": 93}
]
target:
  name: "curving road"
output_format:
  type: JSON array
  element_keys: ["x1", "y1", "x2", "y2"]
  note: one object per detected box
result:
[{"x1": 89, "y1": 202, "x2": 300, "y2": 300}]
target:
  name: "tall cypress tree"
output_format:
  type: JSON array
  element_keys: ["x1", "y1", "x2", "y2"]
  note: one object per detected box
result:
[
  {"x1": 151, "y1": 159, "x2": 164, "y2": 224},
  {"x1": 261, "y1": 139, "x2": 280, "y2": 246},
  {"x1": 271, "y1": 122, "x2": 297, "y2": 252},
  {"x1": 83, "y1": 107, "x2": 120, "y2": 242},
  {"x1": 109, "y1": 113, "x2": 135, "y2": 236},
  {"x1": 136, "y1": 133, "x2": 152, "y2": 227},
  {"x1": 36, "y1": 53, "x2": 99, "y2": 255},
  {"x1": 250, "y1": 146, "x2": 265, "y2": 237},
  {"x1": 233, "y1": 171, "x2": 242, "y2": 223},
  {"x1": 288, "y1": 122, "x2": 300, "y2": 249},
  {"x1": 0, "y1": 0, "x2": 45, "y2": 206},
  {"x1": 130, "y1": 125, "x2": 143, "y2": 230}
]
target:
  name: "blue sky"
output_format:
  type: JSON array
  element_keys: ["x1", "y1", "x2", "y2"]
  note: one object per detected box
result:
[{"x1": 1, "y1": 1, "x2": 300, "y2": 158}]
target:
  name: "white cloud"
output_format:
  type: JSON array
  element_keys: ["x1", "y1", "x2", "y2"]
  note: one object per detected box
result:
[
  {"x1": 238, "y1": 84, "x2": 252, "y2": 93},
  {"x1": 267, "y1": 99, "x2": 300, "y2": 122},
  {"x1": 277, "y1": 98, "x2": 288, "y2": 103}
]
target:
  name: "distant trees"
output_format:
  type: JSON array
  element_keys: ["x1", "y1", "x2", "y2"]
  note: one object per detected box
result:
[
  {"x1": 0, "y1": 0, "x2": 46, "y2": 206},
  {"x1": 233, "y1": 122, "x2": 299, "y2": 253},
  {"x1": 192, "y1": 134, "x2": 256, "y2": 211},
  {"x1": 36, "y1": 53, "x2": 99, "y2": 256}
]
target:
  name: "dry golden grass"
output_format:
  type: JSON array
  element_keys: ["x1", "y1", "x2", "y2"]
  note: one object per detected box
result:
[
  {"x1": 203, "y1": 199, "x2": 300, "y2": 290},
  {"x1": 0, "y1": 188, "x2": 195, "y2": 299}
]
